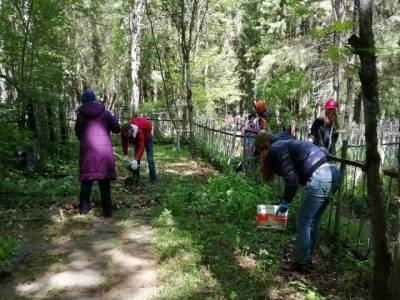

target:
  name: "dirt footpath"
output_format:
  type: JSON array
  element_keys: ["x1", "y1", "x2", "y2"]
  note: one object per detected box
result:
[{"x1": 1, "y1": 212, "x2": 158, "y2": 300}]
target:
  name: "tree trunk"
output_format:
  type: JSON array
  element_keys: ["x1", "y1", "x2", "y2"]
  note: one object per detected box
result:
[
  {"x1": 90, "y1": 10, "x2": 101, "y2": 89},
  {"x1": 0, "y1": 62, "x2": 6, "y2": 102},
  {"x1": 345, "y1": 0, "x2": 358, "y2": 125},
  {"x1": 26, "y1": 97, "x2": 37, "y2": 136},
  {"x1": 58, "y1": 100, "x2": 68, "y2": 143},
  {"x1": 182, "y1": 48, "x2": 195, "y2": 155},
  {"x1": 345, "y1": 70, "x2": 354, "y2": 125},
  {"x1": 332, "y1": 0, "x2": 341, "y2": 102},
  {"x1": 353, "y1": 91, "x2": 362, "y2": 124},
  {"x1": 129, "y1": 0, "x2": 144, "y2": 113},
  {"x1": 146, "y1": 1, "x2": 178, "y2": 129},
  {"x1": 349, "y1": 0, "x2": 391, "y2": 298},
  {"x1": 46, "y1": 102, "x2": 55, "y2": 142},
  {"x1": 390, "y1": 121, "x2": 400, "y2": 300}
]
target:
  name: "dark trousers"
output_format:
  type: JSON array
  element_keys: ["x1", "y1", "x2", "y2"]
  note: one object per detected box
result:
[
  {"x1": 79, "y1": 180, "x2": 112, "y2": 217},
  {"x1": 145, "y1": 137, "x2": 157, "y2": 183}
]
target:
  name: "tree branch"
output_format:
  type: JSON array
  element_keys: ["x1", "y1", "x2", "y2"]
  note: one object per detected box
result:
[
  {"x1": 187, "y1": 0, "x2": 199, "y2": 48},
  {"x1": 11, "y1": 0, "x2": 28, "y2": 30},
  {"x1": 0, "y1": 73, "x2": 22, "y2": 94},
  {"x1": 194, "y1": 0, "x2": 209, "y2": 48}
]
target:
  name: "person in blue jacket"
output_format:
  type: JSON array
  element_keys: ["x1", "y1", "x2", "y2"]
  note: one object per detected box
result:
[{"x1": 254, "y1": 130, "x2": 341, "y2": 272}]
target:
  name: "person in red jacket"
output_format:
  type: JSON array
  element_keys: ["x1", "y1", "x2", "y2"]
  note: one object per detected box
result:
[{"x1": 121, "y1": 117, "x2": 157, "y2": 183}]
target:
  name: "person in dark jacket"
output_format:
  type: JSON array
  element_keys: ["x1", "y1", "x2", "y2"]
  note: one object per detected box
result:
[
  {"x1": 255, "y1": 130, "x2": 341, "y2": 273},
  {"x1": 308, "y1": 99, "x2": 339, "y2": 155},
  {"x1": 75, "y1": 90, "x2": 120, "y2": 217},
  {"x1": 121, "y1": 116, "x2": 157, "y2": 183}
]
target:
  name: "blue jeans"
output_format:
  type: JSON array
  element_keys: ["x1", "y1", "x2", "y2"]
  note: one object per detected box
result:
[
  {"x1": 296, "y1": 162, "x2": 341, "y2": 264},
  {"x1": 145, "y1": 137, "x2": 157, "y2": 183}
]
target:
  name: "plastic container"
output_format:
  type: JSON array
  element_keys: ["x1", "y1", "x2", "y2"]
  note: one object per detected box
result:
[{"x1": 256, "y1": 205, "x2": 288, "y2": 230}]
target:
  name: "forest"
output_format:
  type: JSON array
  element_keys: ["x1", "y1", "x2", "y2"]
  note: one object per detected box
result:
[{"x1": 0, "y1": 0, "x2": 399, "y2": 299}]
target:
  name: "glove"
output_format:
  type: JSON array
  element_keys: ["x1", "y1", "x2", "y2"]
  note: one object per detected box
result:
[
  {"x1": 130, "y1": 159, "x2": 139, "y2": 170},
  {"x1": 276, "y1": 200, "x2": 289, "y2": 215}
]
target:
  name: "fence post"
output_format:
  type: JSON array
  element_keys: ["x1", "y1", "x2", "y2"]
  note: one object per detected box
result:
[
  {"x1": 211, "y1": 120, "x2": 215, "y2": 153},
  {"x1": 176, "y1": 129, "x2": 180, "y2": 150},
  {"x1": 229, "y1": 123, "x2": 239, "y2": 164},
  {"x1": 334, "y1": 138, "x2": 348, "y2": 252}
]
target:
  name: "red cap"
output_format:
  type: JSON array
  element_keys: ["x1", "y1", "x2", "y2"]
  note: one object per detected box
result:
[{"x1": 325, "y1": 98, "x2": 337, "y2": 110}]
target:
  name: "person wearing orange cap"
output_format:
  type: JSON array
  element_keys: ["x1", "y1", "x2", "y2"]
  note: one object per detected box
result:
[
  {"x1": 308, "y1": 99, "x2": 340, "y2": 154},
  {"x1": 254, "y1": 99, "x2": 272, "y2": 130}
]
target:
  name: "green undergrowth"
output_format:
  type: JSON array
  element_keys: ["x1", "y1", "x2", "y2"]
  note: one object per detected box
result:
[
  {"x1": 195, "y1": 137, "x2": 239, "y2": 173},
  {"x1": 152, "y1": 144, "x2": 371, "y2": 299},
  {"x1": 0, "y1": 238, "x2": 20, "y2": 271},
  {"x1": 152, "y1": 169, "x2": 293, "y2": 298},
  {"x1": 0, "y1": 139, "x2": 80, "y2": 207}
]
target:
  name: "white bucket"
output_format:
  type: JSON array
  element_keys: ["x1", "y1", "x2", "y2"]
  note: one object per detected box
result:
[{"x1": 256, "y1": 205, "x2": 288, "y2": 230}]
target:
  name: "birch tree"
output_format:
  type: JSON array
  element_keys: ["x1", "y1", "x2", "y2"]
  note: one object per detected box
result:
[
  {"x1": 161, "y1": 0, "x2": 209, "y2": 155},
  {"x1": 130, "y1": 0, "x2": 145, "y2": 112},
  {"x1": 332, "y1": 0, "x2": 341, "y2": 103}
]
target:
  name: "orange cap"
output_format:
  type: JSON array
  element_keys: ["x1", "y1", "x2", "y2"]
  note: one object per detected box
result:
[{"x1": 255, "y1": 100, "x2": 267, "y2": 113}]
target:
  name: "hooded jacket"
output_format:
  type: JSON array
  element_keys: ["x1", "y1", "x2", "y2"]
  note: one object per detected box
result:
[{"x1": 75, "y1": 102, "x2": 120, "y2": 181}]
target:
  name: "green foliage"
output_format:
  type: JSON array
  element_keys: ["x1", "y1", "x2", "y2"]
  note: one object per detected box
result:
[
  {"x1": 0, "y1": 238, "x2": 20, "y2": 271},
  {"x1": 259, "y1": 70, "x2": 312, "y2": 118},
  {"x1": 195, "y1": 138, "x2": 233, "y2": 173},
  {"x1": 0, "y1": 171, "x2": 79, "y2": 206},
  {"x1": 323, "y1": 45, "x2": 353, "y2": 64},
  {"x1": 138, "y1": 99, "x2": 167, "y2": 116},
  {"x1": 0, "y1": 127, "x2": 33, "y2": 165},
  {"x1": 310, "y1": 21, "x2": 354, "y2": 39},
  {"x1": 0, "y1": 140, "x2": 79, "y2": 206}
]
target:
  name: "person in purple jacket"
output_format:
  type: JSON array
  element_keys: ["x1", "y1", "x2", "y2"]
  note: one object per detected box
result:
[{"x1": 74, "y1": 90, "x2": 120, "y2": 217}]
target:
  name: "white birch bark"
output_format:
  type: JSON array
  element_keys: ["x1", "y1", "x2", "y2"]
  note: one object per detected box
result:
[
  {"x1": 130, "y1": 0, "x2": 145, "y2": 112},
  {"x1": 0, "y1": 54, "x2": 6, "y2": 102},
  {"x1": 332, "y1": 0, "x2": 341, "y2": 103},
  {"x1": 0, "y1": 0, "x2": 5, "y2": 101}
]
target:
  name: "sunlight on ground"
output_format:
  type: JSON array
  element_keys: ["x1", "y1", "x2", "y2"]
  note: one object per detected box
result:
[
  {"x1": 16, "y1": 269, "x2": 105, "y2": 296},
  {"x1": 13, "y1": 218, "x2": 157, "y2": 299},
  {"x1": 165, "y1": 168, "x2": 199, "y2": 176}
]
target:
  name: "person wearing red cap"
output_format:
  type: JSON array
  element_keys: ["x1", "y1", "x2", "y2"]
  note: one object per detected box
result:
[
  {"x1": 121, "y1": 116, "x2": 157, "y2": 183},
  {"x1": 308, "y1": 99, "x2": 340, "y2": 154}
]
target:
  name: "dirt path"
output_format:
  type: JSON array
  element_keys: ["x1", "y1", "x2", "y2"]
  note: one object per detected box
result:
[
  {"x1": 1, "y1": 210, "x2": 158, "y2": 299},
  {"x1": 1, "y1": 164, "x2": 163, "y2": 299}
]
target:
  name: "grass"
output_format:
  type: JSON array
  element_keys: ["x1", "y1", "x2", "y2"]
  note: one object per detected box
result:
[
  {"x1": 151, "y1": 143, "x2": 371, "y2": 299},
  {"x1": 151, "y1": 145, "x2": 290, "y2": 299},
  {"x1": 0, "y1": 238, "x2": 20, "y2": 271}
]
